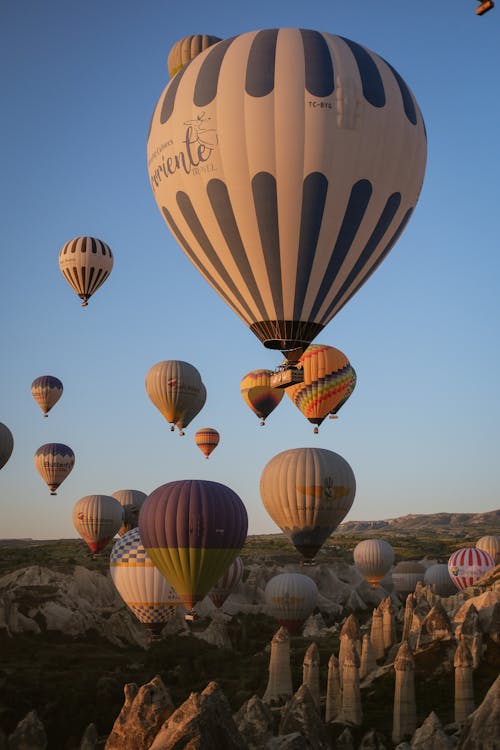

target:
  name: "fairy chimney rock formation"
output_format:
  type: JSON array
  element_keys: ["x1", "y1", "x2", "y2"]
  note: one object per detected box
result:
[
  {"x1": 234, "y1": 695, "x2": 274, "y2": 750},
  {"x1": 340, "y1": 640, "x2": 362, "y2": 726},
  {"x1": 370, "y1": 607, "x2": 385, "y2": 659},
  {"x1": 279, "y1": 683, "x2": 329, "y2": 750},
  {"x1": 418, "y1": 600, "x2": 453, "y2": 647},
  {"x1": 392, "y1": 640, "x2": 416, "y2": 744},
  {"x1": 302, "y1": 642, "x2": 320, "y2": 710},
  {"x1": 325, "y1": 653, "x2": 341, "y2": 724},
  {"x1": 359, "y1": 632, "x2": 377, "y2": 680},
  {"x1": 457, "y1": 673, "x2": 500, "y2": 750},
  {"x1": 454, "y1": 638, "x2": 474, "y2": 724},
  {"x1": 149, "y1": 681, "x2": 247, "y2": 749},
  {"x1": 402, "y1": 593, "x2": 415, "y2": 642},
  {"x1": 380, "y1": 596, "x2": 396, "y2": 649},
  {"x1": 410, "y1": 711, "x2": 453, "y2": 750},
  {"x1": 7, "y1": 710, "x2": 47, "y2": 750},
  {"x1": 263, "y1": 626, "x2": 293, "y2": 706}
]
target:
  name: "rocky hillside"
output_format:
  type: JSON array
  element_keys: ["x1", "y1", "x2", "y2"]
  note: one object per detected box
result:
[{"x1": 337, "y1": 508, "x2": 500, "y2": 537}]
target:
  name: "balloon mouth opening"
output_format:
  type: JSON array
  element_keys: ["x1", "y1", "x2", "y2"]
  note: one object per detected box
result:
[{"x1": 249, "y1": 320, "x2": 324, "y2": 355}]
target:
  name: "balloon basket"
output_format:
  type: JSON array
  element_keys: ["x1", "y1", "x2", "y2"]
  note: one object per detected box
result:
[{"x1": 185, "y1": 611, "x2": 198, "y2": 622}]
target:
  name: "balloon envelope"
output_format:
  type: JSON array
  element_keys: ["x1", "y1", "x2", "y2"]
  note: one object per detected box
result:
[
  {"x1": 0, "y1": 423, "x2": 14, "y2": 470},
  {"x1": 353, "y1": 539, "x2": 394, "y2": 587},
  {"x1": 58, "y1": 236, "x2": 113, "y2": 307},
  {"x1": 209, "y1": 556, "x2": 244, "y2": 608},
  {"x1": 475, "y1": 535, "x2": 500, "y2": 565},
  {"x1": 423, "y1": 563, "x2": 456, "y2": 597},
  {"x1": 194, "y1": 427, "x2": 220, "y2": 458},
  {"x1": 73, "y1": 495, "x2": 123, "y2": 554},
  {"x1": 168, "y1": 35, "x2": 222, "y2": 78},
  {"x1": 148, "y1": 29, "x2": 427, "y2": 354},
  {"x1": 139, "y1": 479, "x2": 248, "y2": 611},
  {"x1": 33, "y1": 443, "x2": 75, "y2": 494},
  {"x1": 260, "y1": 447, "x2": 356, "y2": 559},
  {"x1": 31, "y1": 375, "x2": 63, "y2": 417},
  {"x1": 145, "y1": 360, "x2": 206, "y2": 435},
  {"x1": 110, "y1": 528, "x2": 183, "y2": 626},
  {"x1": 240, "y1": 369, "x2": 284, "y2": 425},
  {"x1": 112, "y1": 489, "x2": 148, "y2": 536},
  {"x1": 447, "y1": 547, "x2": 495, "y2": 591},
  {"x1": 392, "y1": 560, "x2": 425, "y2": 597},
  {"x1": 286, "y1": 344, "x2": 355, "y2": 431},
  {"x1": 264, "y1": 572, "x2": 318, "y2": 633}
]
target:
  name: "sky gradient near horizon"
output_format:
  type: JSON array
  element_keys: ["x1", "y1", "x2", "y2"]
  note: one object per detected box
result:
[{"x1": 1, "y1": 1, "x2": 499, "y2": 539}]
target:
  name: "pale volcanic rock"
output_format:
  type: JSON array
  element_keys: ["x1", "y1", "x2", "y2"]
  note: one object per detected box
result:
[
  {"x1": 279, "y1": 684, "x2": 329, "y2": 750},
  {"x1": 302, "y1": 613, "x2": 332, "y2": 638},
  {"x1": 358, "y1": 729, "x2": 390, "y2": 748},
  {"x1": 410, "y1": 711, "x2": 454, "y2": 749},
  {"x1": 234, "y1": 694, "x2": 274, "y2": 749},
  {"x1": 325, "y1": 654, "x2": 341, "y2": 723},
  {"x1": 263, "y1": 626, "x2": 294, "y2": 706},
  {"x1": 149, "y1": 681, "x2": 247, "y2": 750},
  {"x1": 456, "y1": 674, "x2": 500, "y2": 749},
  {"x1": 0, "y1": 565, "x2": 147, "y2": 647},
  {"x1": 418, "y1": 601, "x2": 453, "y2": 646},
  {"x1": 105, "y1": 675, "x2": 175, "y2": 750},
  {"x1": 7, "y1": 710, "x2": 47, "y2": 750},
  {"x1": 303, "y1": 642, "x2": 321, "y2": 710},
  {"x1": 79, "y1": 723, "x2": 98, "y2": 750},
  {"x1": 453, "y1": 590, "x2": 500, "y2": 634},
  {"x1": 192, "y1": 618, "x2": 233, "y2": 650}
]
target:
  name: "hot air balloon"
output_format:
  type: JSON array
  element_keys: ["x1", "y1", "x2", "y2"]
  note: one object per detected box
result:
[
  {"x1": 264, "y1": 572, "x2": 318, "y2": 633},
  {"x1": 168, "y1": 34, "x2": 222, "y2": 78},
  {"x1": 31, "y1": 375, "x2": 63, "y2": 417},
  {"x1": 33, "y1": 443, "x2": 75, "y2": 495},
  {"x1": 147, "y1": 29, "x2": 426, "y2": 358},
  {"x1": 392, "y1": 560, "x2": 425, "y2": 598},
  {"x1": 330, "y1": 367, "x2": 357, "y2": 418},
  {"x1": 58, "y1": 236, "x2": 113, "y2": 307},
  {"x1": 447, "y1": 547, "x2": 495, "y2": 591},
  {"x1": 72, "y1": 494, "x2": 123, "y2": 554},
  {"x1": 139, "y1": 479, "x2": 248, "y2": 616},
  {"x1": 208, "y1": 556, "x2": 244, "y2": 609},
  {"x1": 145, "y1": 360, "x2": 206, "y2": 435},
  {"x1": 353, "y1": 539, "x2": 394, "y2": 587},
  {"x1": 110, "y1": 528, "x2": 183, "y2": 632},
  {"x1": 423, "y1": 564, "x2": 456, "y2": 597},
  {"x1": 260, "y1": 447, "x2": 356, "y2": 560},
  {"x1": 476, "y1": 535, "x2": 500, "y2": 565},
  {"x1": 194, "y1": 427, "x2": 220, "y2": 458},
  {"x1": 286, "y1": 345, "x2": 356, "y2": 432},
  {"x1": 0, "y1": 423, "x2": 14, "y2": 470},
  {"x1": 112, "y1": 489, "x2": 148, "y2": 536},
  {"x1": 240, "y1": 369, "x2": 284, "y2": 426}
]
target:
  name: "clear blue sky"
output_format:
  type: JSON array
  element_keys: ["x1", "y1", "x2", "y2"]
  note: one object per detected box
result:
[{"x1": 1, "y1": 1, "x2": 499, "y2": 539}]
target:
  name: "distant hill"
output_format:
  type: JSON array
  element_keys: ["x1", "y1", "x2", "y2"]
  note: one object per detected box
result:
[{"x1": 337, "y1": 509, "x2": 500, "y2": 537}]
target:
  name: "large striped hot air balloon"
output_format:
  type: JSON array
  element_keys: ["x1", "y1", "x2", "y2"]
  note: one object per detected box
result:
[
  {"x1": 264, "y1": 572, "x2": 318, "y2": 633},
  {"x1": 72, "y1": 494, "x2": 123, "y2": 554},
  {"x1": 194, "y1": 427, "x2": 220, "y2": 458},
  {"x1": 353, "y1": 539, "x2": 394, "y2": 587},
  {"x1": 286, "y1": 345, "x2": 356, "y2": 433},
  {"x1": 31, "y1": 375, "x2": 63, "y2": 417},
  {"x1": 110, "y1": 528, "x2": 183, "y2": 631},
  {"x1": 476, "y1": 535, "x2": 500, "y2": 565},
  {"x1": 58, "y1": 236, "x2": 114, "y2": 307},
  {"x1": 260, "y1": 447, "x2": 356, "y2": 560},
  {"x1": 147, "y1": 29, "x2": 426, "y2": 356},
  {"x1": 33, "y1": 443, "x2": 75, "y2": 494},
  {"x1": 240, "y1": 369, "x2": 284, "y2": 426},
  {"x1": 145, "y1": 360, "x2": 206, "y2": 435},
  {"x1": 447, "y1": 547, "x2": 495, "y2": 591},
  {"x1": 0, "y1": 423, "x2": 14, "y2": 470},
  {"x1": 112, "y1": 489, "x2": 148, "y2": 536},
  {"x1": 208, "y1": 556, "x2": 244, "y2": 609},
  {"x1": 139, "y1": 479, "x2": 248, "y2": 615}
]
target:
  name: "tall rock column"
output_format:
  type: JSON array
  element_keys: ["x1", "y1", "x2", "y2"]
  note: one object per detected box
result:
[
  {"x1": 339, "y1": 613, "x2": 361, "y2": 681},
  {"x1": 263, "y1": 626, "x2": 293, "y2": 706},
  {"x1": 302, "y1": 642, "x2": 320, "y2": 711},
  {"x1": 341, "y1": 641, "x2": 362, "y2": 726},
  {"x1": 381, "y1": 596, "x2": 396, "y2": 650},
  {"x1": 325, "y1": 654, "x2": 341, "y2": 723},
  {"x1": 370, "y1": 607, "x2": 385, "y2": 660},
  {"x1": 454, "y1": 638, "x2": 474, "y2": 724},
  {"x1": 392, "y1": 640, "x2": 416, "y2": 744},
  {"x1": 359, "y1": 632, "x2": 376, "y2": 679},
  {"x1": 402, "y1": 594, "x2": 415, "y2": 642}
]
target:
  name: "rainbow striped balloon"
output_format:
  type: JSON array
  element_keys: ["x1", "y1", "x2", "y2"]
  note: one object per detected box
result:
[{"x1": 447, "y1": 547, "x2": 494, "y2": 591}]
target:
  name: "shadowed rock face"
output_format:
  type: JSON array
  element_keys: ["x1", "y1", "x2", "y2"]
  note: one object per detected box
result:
[
  {"x1": 149, "y1": 682, "x2": 248, "y2": 750},
  {"x1": 6, "y1": 710, "x2": 47, "y2": 750},
  {"x1": 279, "y1": 684, "x2": 329, "y2": 750},
  {"x1": 234, "y1": 695, "x2": 274, "y2": 749},
  {"x1": 104, "y1": 675, "x2": 174, "y2": 750},
  {"x1": 410, "y1": 711, "x2": 453, "y2": 750},
  {"x1": 457, "y1": 674, "x2": 500, "y2": 750}
]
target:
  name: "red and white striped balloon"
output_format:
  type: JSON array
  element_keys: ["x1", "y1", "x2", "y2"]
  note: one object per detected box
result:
[{"x1": 447, "y1": 547, "x2": 494, "y2": 591}]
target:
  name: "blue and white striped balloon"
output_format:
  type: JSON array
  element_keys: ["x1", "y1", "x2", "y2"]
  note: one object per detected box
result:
[{"x1": 148, "y1": 29, "x2": 427, "y2": 353}]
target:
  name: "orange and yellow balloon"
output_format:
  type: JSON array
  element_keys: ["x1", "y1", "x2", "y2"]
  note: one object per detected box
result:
[
  {"x1": 194, "y1": 428, "x2": 220, "y2": 458},
  {"x1": 240, "y1": 369, "x2": 284, "y2": 426}
]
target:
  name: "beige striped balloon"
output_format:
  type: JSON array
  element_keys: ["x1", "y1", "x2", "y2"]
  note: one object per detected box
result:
[
  {"x1": 58, "y1": 236, "x2": 113, "y2": 307},
  {"x1": 72, "y1": 494, "x2": 123, "y2": 554},
  {"x1": 145, "y1": 360, "x2": 206, "y2": 435}
]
